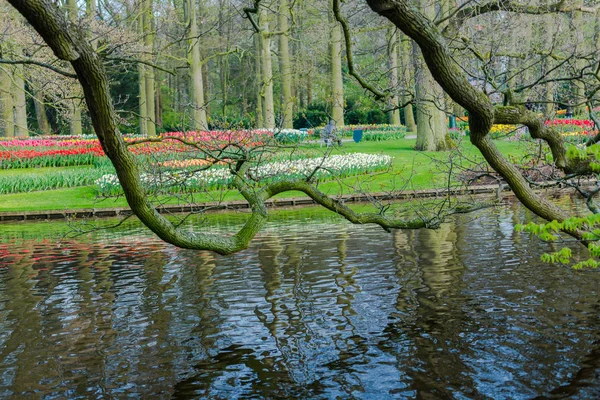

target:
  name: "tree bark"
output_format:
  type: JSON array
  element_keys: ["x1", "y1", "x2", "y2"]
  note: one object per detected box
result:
[
  {"x1": 13, "y1": 63, "x2": 28, "y2": 137},
  {"x1": 572, "y1": 8, "x2": 587, "y2": 115},
  {"x1": 254, "y1": 33, "x2": 264, "y2": 128},
  {"x1": 260, "y1": 8, "x2": 275, "y2": 129},
  {"x1": 138, "y1": 10, "x2": 147, "y2": 136},
  {"x1": 329, "y1": 0, "x2": 344, "y2": 128},
  {"x1": 413, "y1": 1, "x2": 446, "y2": 151},
  {"x1": 388, "y1": 27, "x2": 401, "y2": 125},
  {"x1": 278, "y1": 0, "x2": 293, "y2": 129},
  {"x1": 400, "y1": 34, "x2": 416, "y2": 132},
  {"x1": 67, "y1": 0, "x2": 83, "y2": 136},
  {"x1": 413, "y1": 41, "x2": 446, "y2": 151},
  {"x1": 188, "y1": 0, "x2": 208, "y2": 131},
  {"x1": 34, "y1": 90, "x2": 51, "y2": 135},
  {"x1": 0, "y1": 65, "x2": 15, "y2": 137},
  {"x1": 143, "y1": 0, "x2": 156, "y2": 136}
]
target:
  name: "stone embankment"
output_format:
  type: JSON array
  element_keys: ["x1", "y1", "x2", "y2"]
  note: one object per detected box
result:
[{"x1": 0, "y1": 184, "x2": 510, "y2": 222}]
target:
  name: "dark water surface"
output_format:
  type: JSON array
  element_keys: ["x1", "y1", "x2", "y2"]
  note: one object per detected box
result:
[{"x1": 1, "y1": 203, "x2": 600, "y2": 399}]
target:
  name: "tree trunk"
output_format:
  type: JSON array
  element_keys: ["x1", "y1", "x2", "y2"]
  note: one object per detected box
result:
[
  {"x1": 86, "y1": 0, "x2": 97, "y2": 49},
  {"x1": 144, "y1": 0, "x2": 156, "y2": 136},
  {"x1": 0, "y1": 65, "x2": 14, "y2": 137},
  {"x1": 572, "y1": 9, "x2": 586, "y2": 115},
  {"x1": 329, "y1": 0, "x2": 344, "y2": 128},
  {"x1": 388, "y1": 27, "x2": 400, "y2": 125},
  {"x1": 260, "y1": 8, "x2": 275, "y2": 129},
  {"x1": 138, "y1": 10, "x2": 147, "y2": 136},
  {"x1": 155, "y1": 72, "x2": 162, "y2": 128},
  {"x1": 278, "y1": 0, "x2": 293, "y2": 129},
  {"x1": 13, "y1": 63, "x2": 28, "y2": 137},
  {"x1": 34, "y1": 90, "x2": 51, "y2": 135},
  {"x1": 202, "y1": 62, "x2": 210, "y2": 114},
  {"x1": 254, "y1": 33, "x2": 264, "y2": 128},
  {"x1": 188, "y1": 0, "x2": 208, "y2": 131},
  {"x1": 411, "y1": 1, "x2": 446, "y2": 151},
  {"x1": 67, "y1": 0, "x2": 83, "y2": 136},
  {"x1": 541, "y1": 13, "x2": 555, "y2": 116},
  {"x1": 307, "y1": 69, "x2": 312, "y2": 106},
  {"x1": 400, "y1": 34, "x2": 416, "y2": 132},
  {"x1": 413, "y1": 41, "x2": 446, "y2": 151}
]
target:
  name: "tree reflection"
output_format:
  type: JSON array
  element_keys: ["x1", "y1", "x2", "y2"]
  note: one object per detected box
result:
[{"x1": 378, "y1": 225, "x2": 478, "y2": 397}]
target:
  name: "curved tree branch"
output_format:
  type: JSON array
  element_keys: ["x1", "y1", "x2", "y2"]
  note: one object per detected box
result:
[
  {"x1": 7, "y1": 0, "x2": 480, "y2": 255},
  {"x1": 366, "y1": 0, "x2": 575, "y2": 237},
  {"x1": 332, "y1": 0, "x2": 389, "y2": 101}
]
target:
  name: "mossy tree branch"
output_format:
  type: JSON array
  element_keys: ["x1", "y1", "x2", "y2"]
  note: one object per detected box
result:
[
  {"x1": 366, "y1": 0, "x2": 578, "y2": 238},
  {"x1": 8, "y1": 0, "x2": 472, "y2": 254}
]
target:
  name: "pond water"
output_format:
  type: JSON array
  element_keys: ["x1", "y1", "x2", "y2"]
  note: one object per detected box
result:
[{"x1": 1, "y1": 202, "x2": 600, "y2": 399}]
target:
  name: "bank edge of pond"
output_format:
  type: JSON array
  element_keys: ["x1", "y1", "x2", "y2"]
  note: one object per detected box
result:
[
  {"x1": 0, "y1": 181, "x2": 582, "y2": 222},
  {"x1": 0, "y1": 184, "x2": 505, "y2": 222}
]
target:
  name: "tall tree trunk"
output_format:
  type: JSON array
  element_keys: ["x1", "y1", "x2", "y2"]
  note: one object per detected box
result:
[
  {"x1": 306, "y1": 69, "x2": 312, "y2": 106},
  {"x1": 218, "y1": 1, "x2": 231, "y2": 122},
  {"x1": 541, "y1": 13, "x2": 555, "y2": 116},
  {"x1": 572, "y1": 9, "x2": 586, "y2": 115},
  {"x1": 400, "y1": 34, "x2": 416, "y2": 132},
  {"x1": 0, "y1": 66, "x2": 14, "y2": 137},
  {"x1": 388, "y1": 27, "x2": 400, "y2": 125},
  {"x1": 138, "y1": 9, "x2": 147, "y2": 136},
  {"x1": 202, "y1": 62, "x2": 210, "y2": 115},
  {"x1": 144, "y1": 0, "x2": 156, "y2": 136},
  {"x1": 188, "y1": 0, "x2": 208, "y2": 131},
  {"x1": 13, "y1": 63, "x2": 27, "y2": 137},
  {"x1": 278, "y1": 0, "x2": 293, "y2": 129},
  {"x1": 260, "y1": 8, "x2": 275, "y2": 129},
  {"x1": 67, "y1": 0, "x2": 83, "y2": 136},
  {"x1": 329, "y1": 0, "x2": 344, "y2": 128},
  {"x1": 254, "y1": 33, "x2": 264, "y2": 128},
  {"x1": 413, "y1": 2, "x2": 446, "y2": 151},
  {"x1": 413, "y1": 41, "x2": 447, "y2": 151},
  {"x1": 155, "y1": 72, "x2": 162, "y2": 128},
  {"x1": 86, "y1": 0, "x2": 97, "y2": 50},
  {"x1": 34, "y1": 90, "x2": 51, "y2": 135}
]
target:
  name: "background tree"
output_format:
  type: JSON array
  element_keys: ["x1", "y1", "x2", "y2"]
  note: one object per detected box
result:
[
  {"x1": 186, "y1": 0, "x2": 208, "y2": 131},
  {"x1": 329, "y1": 0, "x2": 345, "y2": 128}
]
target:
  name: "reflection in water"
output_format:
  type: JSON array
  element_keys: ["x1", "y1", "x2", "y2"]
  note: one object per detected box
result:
[{"x1": 0, "y1": 205, "x2": 600, "y2": 398}]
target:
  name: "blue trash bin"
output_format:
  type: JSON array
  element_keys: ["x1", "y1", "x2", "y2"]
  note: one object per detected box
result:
[
  {"x1": 449, "y1": 115, "x2": 456, "y2": 129},
  {"x1": 353, "y1": 129, "x2": 363, "y2": 143}
]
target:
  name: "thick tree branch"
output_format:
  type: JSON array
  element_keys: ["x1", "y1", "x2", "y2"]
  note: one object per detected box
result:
[
  {"x1": 366, "y1": 0, "x2": 575, "y2": 238},
  {"x1": 260, "y1": 179, "x2": 495, "y2": 232}
]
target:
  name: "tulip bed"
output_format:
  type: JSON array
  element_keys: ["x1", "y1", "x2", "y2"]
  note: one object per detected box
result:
[
  {"x1": 545, "y1": 119, "x2": 598, "y2": 142},
  {"x1": 96, "y1": 153, "x2": 393, "y2": 197},
  {"x1": 0, "y1": 127, "x2": 400, "y2": 196},
  {"x1": 0, "y1": 130, "x2": 276, "y2": 169}
]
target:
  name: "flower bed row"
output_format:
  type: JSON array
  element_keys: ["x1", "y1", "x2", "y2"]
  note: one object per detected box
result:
[
  {"x1": 0, "y1": 166, "x2": 114, "y2": 194},
  {"x1": 0, "y1": 129, "x2": 305, "y2": 169},
  {"x1": 96, "y1": 153, "x2": 393, "y2": 197}
]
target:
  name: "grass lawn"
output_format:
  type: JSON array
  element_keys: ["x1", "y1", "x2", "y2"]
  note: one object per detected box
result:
[{"x1": 0, "y1": 138, "x2": 525, "y2": 213}]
